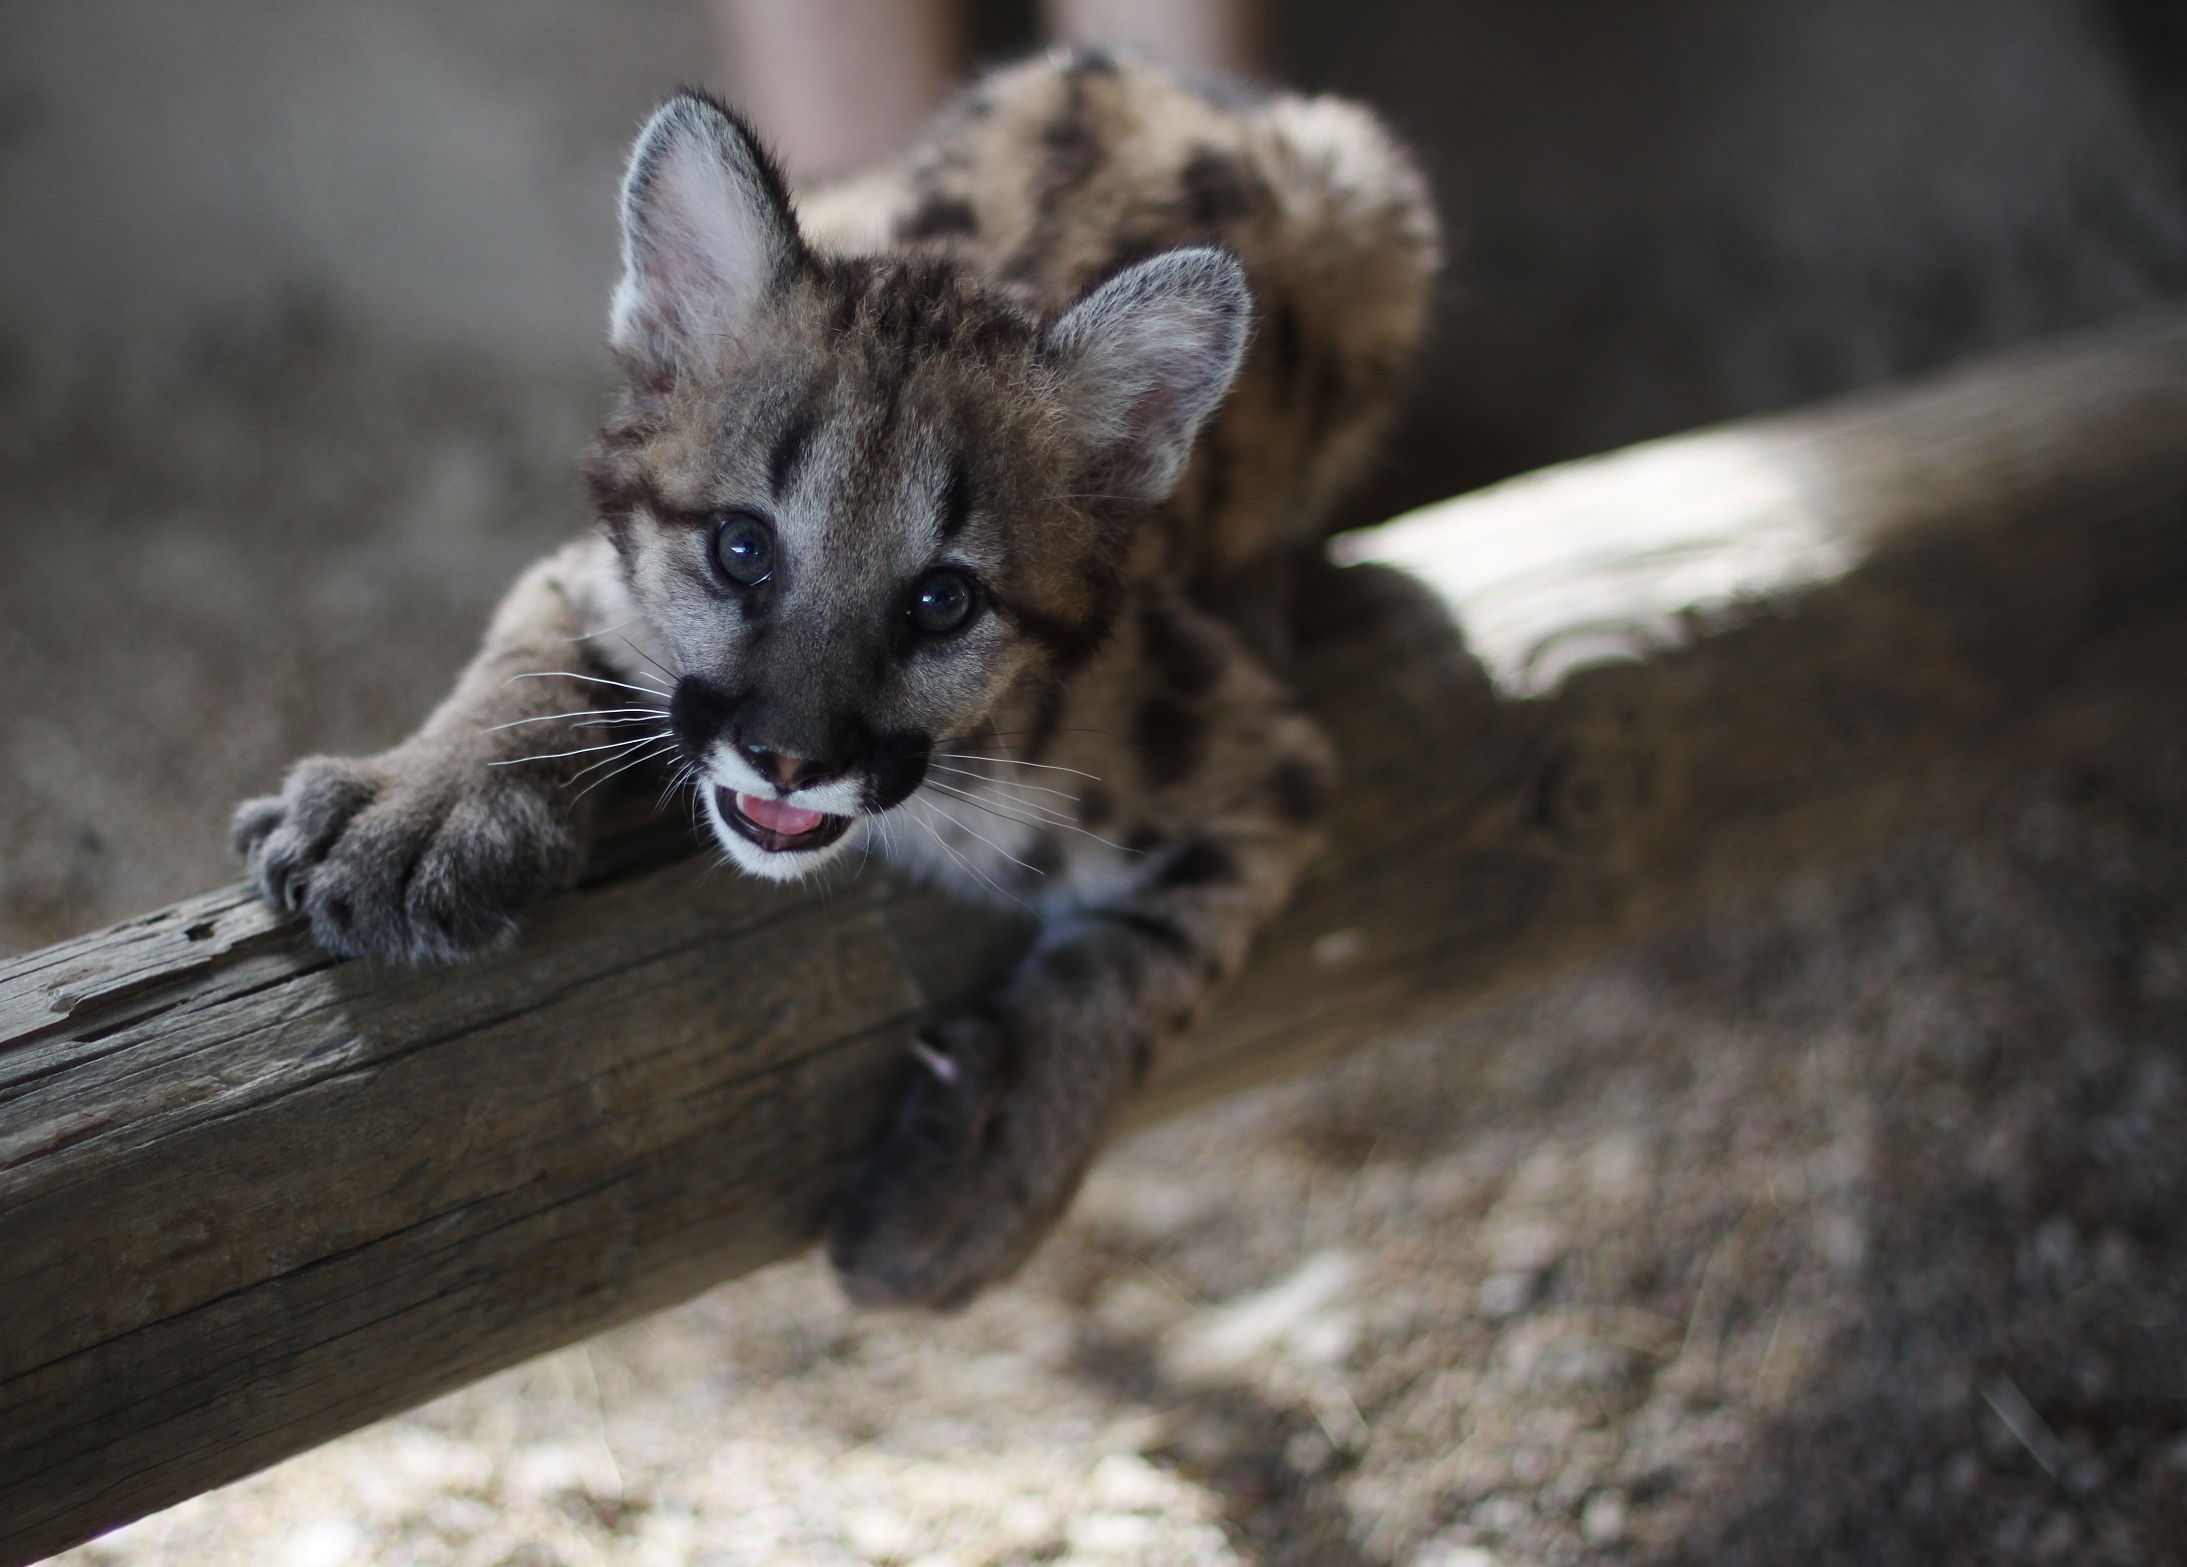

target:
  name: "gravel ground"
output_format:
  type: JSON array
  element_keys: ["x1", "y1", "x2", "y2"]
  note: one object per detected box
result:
[{"x1": 14, "y1": 338, "x2": 2187, "y2": 1567}]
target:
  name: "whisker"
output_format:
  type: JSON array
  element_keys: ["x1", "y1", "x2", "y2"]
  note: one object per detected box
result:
[
  {"x1": 488, "y1": 734, "x2": 663, "y2": 766},
  {"x1": 563, "y1": 735, "x2": 671, "y2": 782},
  {"x1": 687, "y1": 780, "x2": 711, "y2": 843},
  {"x1": 911, "y1": 808, "x2": 977, "y2": 879},
  {"x1": 921, "y1": 795, "x2": 1046, "y2": 879},
  {"x1": 568, "y1": 716, "x2": 676, "y2": 731},
  {"x1": 618, "y1": 635, "x2": 680, "y2": 686},
  {"x1": 483, "y1": 707, "x2": 668, "y2": 733},
  {"x1": 571, "y1": 740, "x2": 679, "y2": 803},
  {"x1": 929, "y1": 751, "x2": 1103, "y2": 781},
  {"x1": 507, "y1": 670, "x2": 674, "y2": 700},
  {"x1": 913, "y1": 807, "x2": 1028, "y2": 908},
  {"x1": 656, "y1": 760, "x2": 699, "y2": 813},
  {"x1": 923, "y1": 777, "x2": 1082, "y2": 830},
  {"x1": 922, "y1": 780, "x2": 1133, "y2": 854},
  {"x1": 958, "y1": 726, "x2": 1126, "y2": 741},
  {"x1": 925, "y1": 762, "x2": 1079, "y2": 803}
]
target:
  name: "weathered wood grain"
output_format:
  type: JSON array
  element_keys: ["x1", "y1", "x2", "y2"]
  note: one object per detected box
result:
[{"x1": 6, "y1": 308, "x2": 2187, "y2": 1564}]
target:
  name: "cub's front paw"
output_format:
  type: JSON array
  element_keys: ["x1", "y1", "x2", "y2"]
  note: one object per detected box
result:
[
  {"x1": 828, "y1": 1013, "x2": 1096, "y2": 1309},
  {"x1": 232, "y1": 751, "x2": 583, "y2": 963}
]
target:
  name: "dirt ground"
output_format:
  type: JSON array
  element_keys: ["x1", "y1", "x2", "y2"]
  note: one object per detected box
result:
[{"x1": 10, "y1": 332, "x2": 2187, "y2": 1566}]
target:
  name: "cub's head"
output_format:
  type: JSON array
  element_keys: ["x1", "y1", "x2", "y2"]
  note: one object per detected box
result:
[{"x1": 586, "y1": 92, "x2": 1247, "y2": 881}]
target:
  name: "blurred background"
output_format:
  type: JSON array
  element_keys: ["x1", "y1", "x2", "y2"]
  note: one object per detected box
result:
[{"x1": 12, "y1": 5, "x2": 2187, "y2": 1565}]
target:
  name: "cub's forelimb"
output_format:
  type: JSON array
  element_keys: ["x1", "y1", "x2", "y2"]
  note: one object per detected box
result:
[
  {"x1": 830, "y1": 590, "x2": 1333, "y2": 1307},
  {"x1": 232, "y1": 540, "x2": 646, "y2": 963}
]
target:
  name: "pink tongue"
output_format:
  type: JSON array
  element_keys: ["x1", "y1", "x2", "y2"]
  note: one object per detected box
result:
[{"x1": 737, "y1": 793, "x2": 828, "y2": 837}]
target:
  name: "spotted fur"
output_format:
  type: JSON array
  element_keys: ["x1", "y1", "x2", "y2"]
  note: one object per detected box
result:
[{"x1": 234, "y1": 52, "x2": 1437, "y2": 1308}]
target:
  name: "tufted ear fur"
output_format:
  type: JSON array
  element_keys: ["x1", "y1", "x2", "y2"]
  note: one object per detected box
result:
[
  {"x1": 609, "y1": 91, "x2": 805, "y2": 378},
  {"x1": 1044, "y1": 246, "x2": 1251, "y2": 504}
]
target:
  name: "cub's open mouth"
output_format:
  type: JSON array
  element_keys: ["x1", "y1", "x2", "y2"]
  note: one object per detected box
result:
[{"x1": 719, "y1": 787, "x2": 853, "y2": 853}]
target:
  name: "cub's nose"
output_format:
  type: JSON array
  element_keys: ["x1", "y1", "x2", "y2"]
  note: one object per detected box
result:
[{"x1": 740, "y1": 742, "x2": 836, "y2": 793}]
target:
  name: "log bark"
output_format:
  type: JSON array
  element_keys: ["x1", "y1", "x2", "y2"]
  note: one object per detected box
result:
[{"x1": 6, "y1": 308, "x2": 2187, "y2": 1564}]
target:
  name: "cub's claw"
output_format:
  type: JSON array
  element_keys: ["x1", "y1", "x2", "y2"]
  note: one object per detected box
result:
[
  {"x1": 232, "y1": 751, "x2": 583, "y2": 965},
  {"x1": 828, "y1": 1012, "x2": 1102, "y2": 1309},
  {"x1": 908, "y1": 1037, "x2": 961, "y2": 1085}
]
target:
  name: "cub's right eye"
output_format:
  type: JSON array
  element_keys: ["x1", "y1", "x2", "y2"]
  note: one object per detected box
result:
[{"x1": 708, "y1": 510, "x2": 776, "y2": 587}]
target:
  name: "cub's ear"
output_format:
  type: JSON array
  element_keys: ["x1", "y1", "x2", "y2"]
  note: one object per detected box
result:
[
  {"x1": 609, "y1": 91, "x2": 805, "y2": 378},
  {"x1": 1044, "y1": 246, "x2": 1250, "y2": 504}
]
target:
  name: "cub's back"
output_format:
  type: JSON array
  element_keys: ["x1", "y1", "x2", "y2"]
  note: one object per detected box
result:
[{"x1": 799, "y1": 51, "x2": 1440, "y2": 583}]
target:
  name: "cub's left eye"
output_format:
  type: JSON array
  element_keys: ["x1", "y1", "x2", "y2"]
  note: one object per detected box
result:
[
  {"x1": 908, "y1": 569, "x2": 977, "y2": 635},
  {"x1": 709, "y1": 509, "x2": 775, "y2": 588}
]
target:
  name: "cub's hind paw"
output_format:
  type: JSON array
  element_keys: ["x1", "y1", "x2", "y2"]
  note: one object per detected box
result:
[
  {"x1": 828, "y1": 1013, "x2": 1085, "y2": 1309},
  {"x1": 233, "y1": 752, "x2": 582, "y2": 965}
]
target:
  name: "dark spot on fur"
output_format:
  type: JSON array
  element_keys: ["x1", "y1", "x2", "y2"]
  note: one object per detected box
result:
[
  {"x1": 767, "y1": 405, "x2": 819, "y2": 497},
  {"x1": 1010, "y1": 602, "x2": 1109, "y2": 679},
  {"x1": 1091, "y1": 906, "x2": 1195, "y2": 957},
  {"x1": 1143, "y1": 605, "x2": 1225, "y2": 697},
  {"x1": 1160, "y1": 837, "x2": 1236, "y2": 888},
  {"x1": 1129, "y1": 1034, "x2": 1157, "y2": 1085},
  {"x1": 823, "y1": 256, "x2": 1039, "y2": 408},
  {"x1": 1077, "y1": 784, "x2": 1114, "y2": 829},
  {"x1": 1124, "y1": 824, "x2": 1164, "y2": 855},
  {"x1": 1003, "y1": 64, "x2": 1109, "y2": 281},
  {"x1": 1180, "y1": 146, "x2": 1256, "y2": 227},
  {"x1": 1024, "y1": 678, "x2": 1071, "y2": 759},
  {"x1": 897, "y1": 193, "x2": 979, "y2": 242},
  {"x1": 938, "y1": 454, "x2": 973, "y2": 539},
  {"x1": 1134, "y1": 695, "x2": 1207, "y2": 788},
  {"x1": 582, "y1": 445, "x2": 667, "y2": 551},
  {"x1": 1018, "y1": 832, "x2": 1064, "y2": 883},
  {"x1": 1268, "y1": 758, "x2": 1329, "y2": 825},
  {"x1": 1042, "y1": 941, "x2": 1101, "y2": 993},
  {"x1": 1042, "y1": 89, "x2": 1102, "y2": 186}
]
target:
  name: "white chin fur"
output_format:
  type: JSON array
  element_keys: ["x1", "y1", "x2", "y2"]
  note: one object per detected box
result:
[{"x1": 699, "y1": 784, "x2": 863, "y2": 882}]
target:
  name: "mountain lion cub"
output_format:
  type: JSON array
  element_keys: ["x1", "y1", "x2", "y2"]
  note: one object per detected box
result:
[{"x1": 233, "y1": 51, "x2": 1436, "y2": 1306}]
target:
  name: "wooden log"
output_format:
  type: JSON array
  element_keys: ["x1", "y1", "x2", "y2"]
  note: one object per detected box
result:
[{"x1": 6, "y1": 307, "x2": 2187, "y2": 1564}]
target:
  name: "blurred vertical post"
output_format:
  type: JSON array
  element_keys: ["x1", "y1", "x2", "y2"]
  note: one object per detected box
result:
[
  {"x1": 713, "y1": 0, "x2": 965, "y2": 184},
  {"x1": 713, "y1": 0, "x2": 1270, "y2": 189},
  {"x1": 1044, "y1": 0, "x2": 1264, "y2": 77}
]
